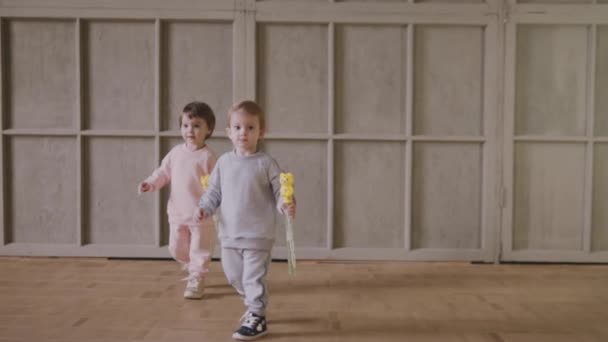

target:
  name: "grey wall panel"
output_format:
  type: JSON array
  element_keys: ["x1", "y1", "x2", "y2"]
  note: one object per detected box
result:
[
  {"x1": 158, "y1": 137, "x2": 182, "y2": 246},
  {"x1": 7, "y1": 137, "x2": 77, "y2": 244},
  {"x1": 7, "y1": 19, "x2": 76, "y2": 129},
  {"x1": 85, "y1": 21, "x2": 155, "y2": 130},
  {"x1": 85, "y1": 137, "x2": 155, "y2": 245},
  {"x1": 592, "y1": 144, "x2": 608, "y2": 252},
  {"x1": 335, "y1": 141, "x2": 405, "y2": 248},
  {"x1": 0, "y1": 0, "x2": 510, "y2": 261},
  {"x1": 162, "y1": 21, "x2": 233, "y2": 132},
  {"x1": 258, "y1": 24, "x2": 327, "y2": 134},
  {"x1": 416, "y1": 0, "x2": 484, "y2": 2},
  {"x1": 596, "y1": 26, "x2": 608, "y2": 136},
  {"x1": 515, "y1": 25, "x2": 588, "y2": 137},
  {"x1": 336, "y1": 24, "x2": 405, "y2": 135},
  {"x1": 265, "y1": 140, "x2": 328, "y2": 248},
  {"x1": 513, "y1": 143, "x2": 585, "y2": 251},
  {"x1": 519, "y1": 0, "x2": 592, "y2": 3},
  {"x1": 414, "y1": 25, "x2": 484, "y2": 136},
  {"x1": 412, "y1": 142, "x2": 482, "y2": 249}
]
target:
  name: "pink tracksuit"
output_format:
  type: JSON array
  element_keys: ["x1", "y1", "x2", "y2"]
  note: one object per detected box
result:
[{"x1": 144, "y1": 143, "x2": 217, "y2": 279}]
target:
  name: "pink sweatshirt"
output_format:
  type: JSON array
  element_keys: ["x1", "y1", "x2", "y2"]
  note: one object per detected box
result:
[{"x1": 145, "y1": 144, "x2": 217, "y2": 227}]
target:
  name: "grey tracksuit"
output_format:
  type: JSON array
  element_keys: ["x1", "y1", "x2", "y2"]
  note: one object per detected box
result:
[{"x1": 198, "y1": 150, "x2": 284, "y2": 316}]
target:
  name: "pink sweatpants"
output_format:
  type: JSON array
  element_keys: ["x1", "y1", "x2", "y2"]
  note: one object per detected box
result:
[{"x1": 168, "y1": 224, "x2": 215, "y2": 280}]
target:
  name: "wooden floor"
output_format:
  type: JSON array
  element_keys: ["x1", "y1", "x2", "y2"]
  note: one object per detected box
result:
[{"x1": 1, "y1": 258, "x2": 607, "y2": 342}]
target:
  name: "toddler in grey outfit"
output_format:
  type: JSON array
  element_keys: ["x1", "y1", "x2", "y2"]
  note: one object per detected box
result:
[{"x1": 195, "y1": 100, "x2": 296, "y2": 341}]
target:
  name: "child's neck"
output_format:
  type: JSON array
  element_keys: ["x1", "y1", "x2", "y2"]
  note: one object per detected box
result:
[
  {"x1": 185, "y1": 141, "x2": 205, "y2": 151},
  {"x1": 235, "y1": 147, "x2": 257, "y2": 156}
]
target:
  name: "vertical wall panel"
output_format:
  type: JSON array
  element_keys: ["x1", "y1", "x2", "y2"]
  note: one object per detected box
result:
[
  {"x1": 416, "y1": 0, "x2": 484, "y2": 2},
  {"x1": 412, "y1": 143, "x2": 482, "y2": 249},
  {"x1": 158, "y1": 137, "x2": 182, "y2": 246},
  {"x1": 85, "y1": 137, "x2": 155, "y2": 245},
  {"x1": 335, "y1": 25, "x2": 406, "y2": 135},
  {"x1": 7, "y1": 137, "x2": 77, "y2": 243},
  {"x1": 85, "y1": 21, "x2": 155, "y2": 130},
  {"x1": 592, "y1": 144, "x2": 608, "y2": 251},
  {"x1": 265, "y1": 140, "x2": 328, "y2": 248},
  {"x1": 163, "y1": 21, "x2": 233, "y2": 131},
  {"x1": 7, "y1": 19, "x2": 76, "y2": 129},
  {"x1": 513, "y1": 143, "x2": 585, "y2": 251},
  {"x1": 0, "y1": 18, "x2": 4, "y2": 246},
  {"x1": 414, "y1": 25, "x2": 484, "y2": 136},
  {"x1": 0, "y1": 1, "x2": 510, "y2": 261},
  {"x1": 335, "y1": 141, "x2": 405, "y2": 248},
  {"x1": 519, "y1": 0, "x2": 592, "y2": 3},
  {"x1": 595, "y1": 26, "x2": 608, "y2": 136},
  {"x1": 515, "y1": 25, "x2": 588, "y2": 136},
  {"x1": 258, "y1": 24, "x2": 327, "y2": 134}
]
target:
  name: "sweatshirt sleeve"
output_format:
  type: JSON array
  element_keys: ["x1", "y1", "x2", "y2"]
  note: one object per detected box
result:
[
  {"x1": 144, "y1": 149, "x2": 172, "y2": 191},
  {"x1": 203, "y1": 149, "x2": 217, "y2": 176},
  {"x1": 198, "y1": 157, "x2": 221, "y2": 216},
  {"x1": 268, "y1": 157, "x2": 286, "y2": 213}
]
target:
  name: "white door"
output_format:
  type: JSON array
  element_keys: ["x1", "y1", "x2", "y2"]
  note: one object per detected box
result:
[{"x1": 501, "y1": 0, "x2": 608, "y2": 262}]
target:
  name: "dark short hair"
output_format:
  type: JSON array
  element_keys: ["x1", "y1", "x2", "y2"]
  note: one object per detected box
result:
[{"x1": 180, "y1": 101, "x2": 216, "y2": 139}]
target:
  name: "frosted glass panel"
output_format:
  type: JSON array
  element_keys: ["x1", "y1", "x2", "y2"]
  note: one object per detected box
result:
[
  {"x1": 595, "y1": 26, "x2": 608, "y2": 136},
  {"x1": 163, "y1": 21, "x2": 233, "y2": 132},
  {"x1": 7, "y1": 20, "x2": 76, "y2": 129},
  {"x1": 336, "y1": 25, "x2": 406, "y2": 135},
  {"x1": 86, "y1": 21, "x2": 155, "y2": 130},
  {"x1": 515, "y1": 25, "x2": 588, "y2": 136},
  {"x1": 7, "y1": 137, "x2": 77, "y2": 244},
  {"x1": 592, "y1": 144, "x2": 608, "y2": 251},
  {"x1": 258, "y1": 24, "x2": 328, "y2": 134},
  {"x1": 412, "y1": 143, "x2": 482, "y2": 249},
  {"x1": 513, "y1": 143, "x2": 585, "y2": 250},
  {"x1": 86, "y1": 137, "x2": 156, "y2": 244},
  {"x1": 414, "y1": 25, "x2": 484, "y2": 136},
  {"x1": 335, "y1": 142, "x2": 405, "y2": 248}
]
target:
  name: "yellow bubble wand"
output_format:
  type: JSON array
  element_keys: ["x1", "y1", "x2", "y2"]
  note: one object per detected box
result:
[
  {"x1": 280, "y1": 172, "x2": 296, "y2": 275},
  {"x1": 200, "y1": 175, "x2": 218, "y2": 230}
]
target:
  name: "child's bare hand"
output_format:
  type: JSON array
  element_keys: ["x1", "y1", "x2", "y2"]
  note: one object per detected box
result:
[
  {"x1": 139, "y1": 182, "x2": 152, "y2": 194},
  {"x1": 193, "y1": 208, "x2": 206, "y2": 222},
  {"x1": 282, "y1": 203, "x2": 296, "y2": 219}
]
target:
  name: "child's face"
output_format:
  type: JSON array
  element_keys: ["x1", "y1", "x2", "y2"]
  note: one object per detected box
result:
[
  {"x1": 180, "y1": 114, "x2": 209, "y2": 148},
  {"x1": 226, "y1": 110, "x2": 264, "y2": 155}
]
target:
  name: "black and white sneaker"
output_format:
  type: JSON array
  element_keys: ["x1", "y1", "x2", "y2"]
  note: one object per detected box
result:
[{"x1": 232, "y1": 312, "x2": 268, "y2": 340}]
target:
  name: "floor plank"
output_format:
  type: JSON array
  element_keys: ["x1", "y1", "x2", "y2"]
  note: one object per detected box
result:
[{"x1": 0, "y1": 257, "x2": 607, "y2": 342}]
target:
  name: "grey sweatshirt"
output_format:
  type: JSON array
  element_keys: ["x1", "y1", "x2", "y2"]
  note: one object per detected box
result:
[{"x1": 198, "y1": 150, "x2": 284, "y2": 250}]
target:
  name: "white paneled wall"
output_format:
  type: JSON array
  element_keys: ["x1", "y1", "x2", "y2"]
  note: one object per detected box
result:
[{"x1": 1, "y1": 0, "x2": 608, "y2": 262}]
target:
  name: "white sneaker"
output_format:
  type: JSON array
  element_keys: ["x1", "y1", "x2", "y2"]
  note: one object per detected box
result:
[{"x1": 183, "y1": 277, "x2": 203, "y2": 299}]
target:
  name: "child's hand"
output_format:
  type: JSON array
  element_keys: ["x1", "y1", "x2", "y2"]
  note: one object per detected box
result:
[
  {"x1": 282, "y1": 203, "x2": 296, "y2": 219},
  {"x1": 193, "y1": 208, "x2": 206, "y2": 222},
  {"x1": 139, "y1": 182, "x2": 152, "y2": 194}
]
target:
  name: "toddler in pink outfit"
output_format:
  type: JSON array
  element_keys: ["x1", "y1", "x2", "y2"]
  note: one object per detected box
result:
[{"x1": 139, "y1": 101, "x2": 217, "y2": 299}]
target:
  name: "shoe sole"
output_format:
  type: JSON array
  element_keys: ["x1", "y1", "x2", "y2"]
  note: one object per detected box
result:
[
  {"x1": 231, "y1": 330, "x2": 268, "y2": 340},
  {"x1": 183, "y1": 292, "x2": 203, "y2": 299}
]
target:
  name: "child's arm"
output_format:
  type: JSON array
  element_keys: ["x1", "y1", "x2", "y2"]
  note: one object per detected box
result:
[
  {"x1": 269, "y1": 159, "x2": 296, "y2": 218},
  {"x1": 196, "y1": 160, "x2": 222, "y2": 219},
  {"x1": 139, "y1": 151, "x2": 172, "y2": 193}
]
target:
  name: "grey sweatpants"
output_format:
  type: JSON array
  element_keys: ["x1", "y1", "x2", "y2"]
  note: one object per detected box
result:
[{"x1": 221, "y1": 247, "x2": 271, "y2": 316}]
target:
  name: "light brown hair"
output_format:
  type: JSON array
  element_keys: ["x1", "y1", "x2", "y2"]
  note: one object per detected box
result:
[{"x1": 227, "y1": 100, "x2": 266, "y2": 131}]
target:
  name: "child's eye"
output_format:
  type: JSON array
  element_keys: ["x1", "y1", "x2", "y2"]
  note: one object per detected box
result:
[
  {"x1": 193, "y1": 124, "x2": 200, "y2": 128},
  {"x1": 248, "y1": 126, "x2": 254, "y2": 130},
  {"x1": 235, "y1": 125, "x2": 241, "y2": 130}
]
